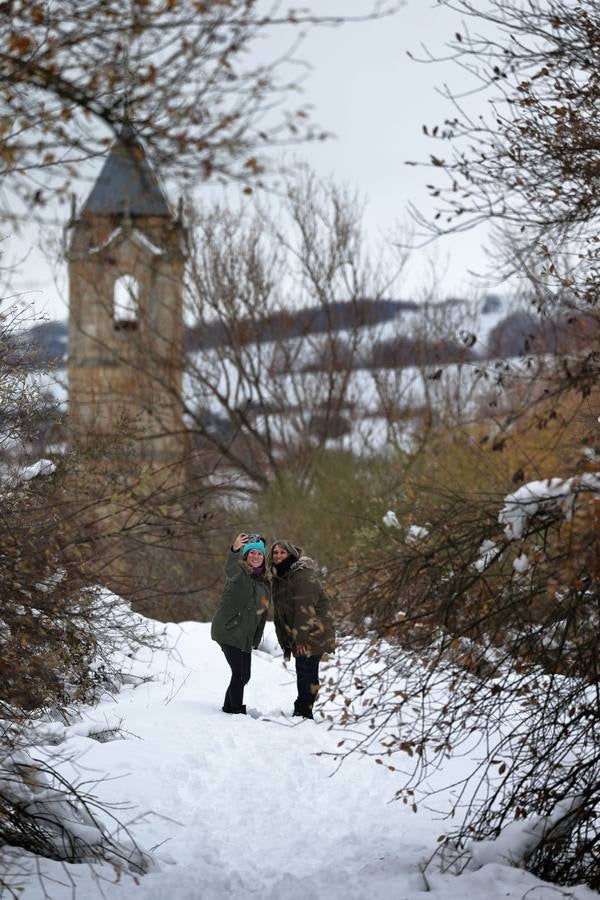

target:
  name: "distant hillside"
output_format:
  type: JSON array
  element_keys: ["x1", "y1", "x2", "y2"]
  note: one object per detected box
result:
[
  {"x1": 184, "y1": 298, "x2": 418, "y2": 351},
  {"x1": 15, "y1": 299, "x2": 420, "y2": 364},
  {"x1": 12, "y1": 321, "x2": 69, "y2": 367},
  {"x1": 486, "y1": 309, "x2": 600, "y2": 357},
  {"x1": 15, "y1": 296, "x2": 596, "y2": 372}
]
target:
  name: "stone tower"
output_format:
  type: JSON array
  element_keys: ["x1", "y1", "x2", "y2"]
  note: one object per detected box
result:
[{"x1": 67, "y1": 127, "x2": 188, "y2": 470}]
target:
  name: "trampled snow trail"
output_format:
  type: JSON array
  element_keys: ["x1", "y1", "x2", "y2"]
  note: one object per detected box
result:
[{"x1": 13, "y1": 622, "x2": 599, "y2": 900}]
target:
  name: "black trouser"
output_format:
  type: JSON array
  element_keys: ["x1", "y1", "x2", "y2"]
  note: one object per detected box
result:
[
  {"x1": 221, "y1": 644, "x2": 251, "y2": 713},
  {"x1": 294, "y1": 655, "x2": 321, "y2": 718}
]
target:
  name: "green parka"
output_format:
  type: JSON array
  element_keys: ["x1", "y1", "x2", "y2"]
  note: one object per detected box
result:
[
  {"x1": 211, "y1": 550, "x2": 270, "y2": 652},
  {"x1": 272, "y1": 557, "x2": 336, "y2": 658}
]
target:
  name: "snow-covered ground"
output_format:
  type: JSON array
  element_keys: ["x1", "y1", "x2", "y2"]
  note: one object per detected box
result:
[{"x1": 9, "y1": 616, "x2": 599, "y2": 900}]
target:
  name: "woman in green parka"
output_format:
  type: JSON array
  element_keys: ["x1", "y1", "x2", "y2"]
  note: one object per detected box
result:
[
  {"x1": 268, "y1": 539, "x2": 336, "y2": 719},
  {"x1": 211, "y1": 532, "x2": 270, "y2": 714}
]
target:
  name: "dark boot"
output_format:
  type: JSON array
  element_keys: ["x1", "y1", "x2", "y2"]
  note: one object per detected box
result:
[
  {"x1": 293, "y1": 699, "x2": 313, "y2": 719},
  {"x1": 223, "y1": 691, "x2": 246, "y2": 714}
]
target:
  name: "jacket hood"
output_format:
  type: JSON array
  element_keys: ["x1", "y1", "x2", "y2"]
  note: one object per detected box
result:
[{"x1": 290, "y1": 556, "x2": 319, "y2": 573}]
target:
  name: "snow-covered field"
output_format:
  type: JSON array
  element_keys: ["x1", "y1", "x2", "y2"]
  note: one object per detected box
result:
[
  {"x1": 8, "y1": 614, "x2": 599, "y2": 900},
  {"x1": 33, "y1": 295, "x2": 524, "y2": 461}
]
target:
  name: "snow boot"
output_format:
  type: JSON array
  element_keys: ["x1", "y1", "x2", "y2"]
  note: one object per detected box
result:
[{"x1": 293, "y1": 700, "x2": 314, "y2": 719}]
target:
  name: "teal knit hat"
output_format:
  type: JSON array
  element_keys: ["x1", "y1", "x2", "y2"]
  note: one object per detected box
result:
[{"x1": 242, "y1": 540, "x2": 266, "y2": 557}]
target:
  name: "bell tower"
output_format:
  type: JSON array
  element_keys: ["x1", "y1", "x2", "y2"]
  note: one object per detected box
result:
[{"x1": 67, "y1": 127, "x2": 188, "y2": 470}]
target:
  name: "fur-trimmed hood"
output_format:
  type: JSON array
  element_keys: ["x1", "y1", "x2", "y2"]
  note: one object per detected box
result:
[{"x1": 289, "y1": 556, "x2": 319, "y2": 575}]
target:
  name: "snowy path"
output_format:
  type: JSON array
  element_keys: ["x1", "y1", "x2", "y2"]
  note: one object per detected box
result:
[{"x1": 15, "y1": 622, "x2": 599, "y2": 900}]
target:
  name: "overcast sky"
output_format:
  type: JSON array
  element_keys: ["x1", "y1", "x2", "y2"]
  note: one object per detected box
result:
[
  {"x1": 7, "y1": 0, "x2": 501, "y2": 323},
  {"x1": 277, "y1": 0, "x2": 498, "y2": 297}
]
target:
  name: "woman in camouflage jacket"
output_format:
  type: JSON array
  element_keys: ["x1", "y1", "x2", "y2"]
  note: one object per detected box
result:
[{"x1": 268, "y1": 539, "x2": 336, "y2": 719}]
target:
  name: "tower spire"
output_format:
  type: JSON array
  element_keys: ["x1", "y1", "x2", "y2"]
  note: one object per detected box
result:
[{"x1": 81, "y1": 130, "x2": 170, "y2": 218}]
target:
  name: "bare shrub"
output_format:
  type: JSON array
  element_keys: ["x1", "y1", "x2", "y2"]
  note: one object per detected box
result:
[{"x1": 328, "y1": 420, "x2": 600, "y2": 888}]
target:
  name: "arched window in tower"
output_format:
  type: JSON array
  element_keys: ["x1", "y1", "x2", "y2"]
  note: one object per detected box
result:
[{"x1": 113, "y1": 274, "x2": 139, "y2": 331}]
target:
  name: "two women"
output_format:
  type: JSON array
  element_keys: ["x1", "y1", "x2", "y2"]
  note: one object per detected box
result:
[{"x1": 211, "y1": 532, "x2": 336, "y2": 719}]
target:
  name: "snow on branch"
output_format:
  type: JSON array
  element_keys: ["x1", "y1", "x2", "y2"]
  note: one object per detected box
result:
[
  {"x1": 473, "y1": 539, "x2": 500, "y2": 573},
  {"x1": 19, "y1": 459, "x2": 56, "y2": 481},
  {"x1": 499, "y1": 473, "x2": 600, "y2": 540}
]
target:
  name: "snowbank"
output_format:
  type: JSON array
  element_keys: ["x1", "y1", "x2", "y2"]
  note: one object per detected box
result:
[{"x1": 8, "y1": 614, "x2": 599, "y2": 900}]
